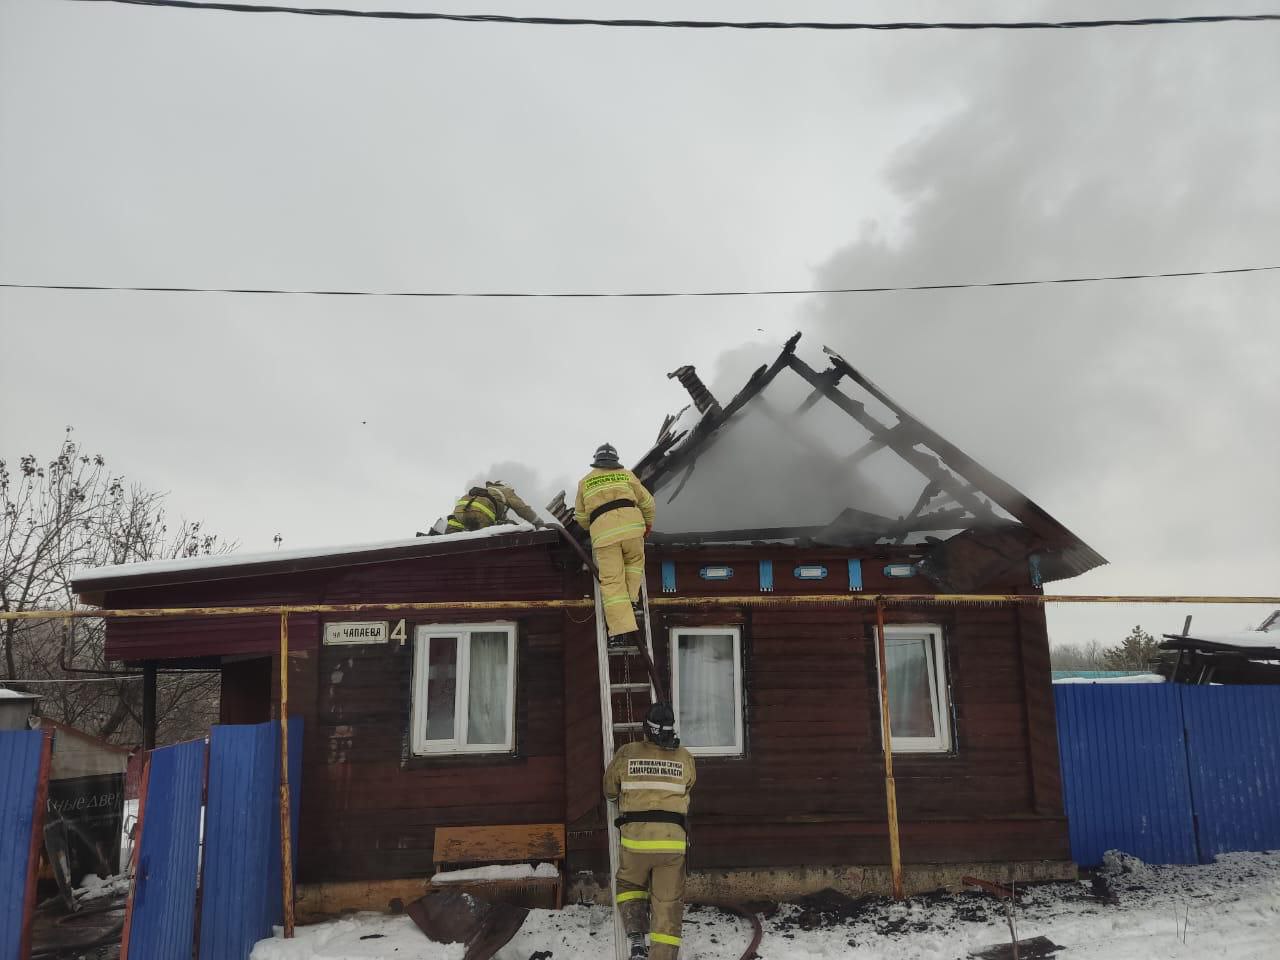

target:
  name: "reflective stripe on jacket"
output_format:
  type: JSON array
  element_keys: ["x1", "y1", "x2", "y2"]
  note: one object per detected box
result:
[
  {"x1": 448, "y1": 482, "x2": 539, "y2": 531},
  {"x1": 574, "y1": 468, "x2": 656, "y2": 548},
  {"x1": 604, "y1": 740, "x2": 695, "y2": 850}
]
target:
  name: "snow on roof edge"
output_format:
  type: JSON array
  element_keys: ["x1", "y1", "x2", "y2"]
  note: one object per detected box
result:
[
  {"x1": 72, "y1": 521, "x2": 540, "y2": 585},
  {"x1": 1164, "y1": 629, "x2": 1280, "y2": 651}
]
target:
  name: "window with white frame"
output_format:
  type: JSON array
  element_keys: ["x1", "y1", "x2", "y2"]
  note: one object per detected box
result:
[
  {"x1": 670, "y1": 627, "x2": 744, "y2": 756},
  {"x1": 411, "y1": 623, "x2": 516, "y2": 755},
  {"x1": 875, "y1": 624, "x2": 951, "y2": 753}
]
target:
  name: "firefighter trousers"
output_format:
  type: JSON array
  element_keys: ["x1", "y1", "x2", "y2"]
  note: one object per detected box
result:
[
  {"x1": 595, "y1": 536, "x2": 645, "y2": 637},
  {"x1": 615, "y1": 847, "x2": 685, "y2": 960}
]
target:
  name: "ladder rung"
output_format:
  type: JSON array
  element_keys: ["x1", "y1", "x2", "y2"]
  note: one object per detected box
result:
[
  {"x1": 612, "y1": 722, "x2": 644, "y2": 732},
  {"x1": 607, "y1": 645, "x2": 641, "y2": 655},
  {"x1": 610, "y1": 682, "x2": 650, "y2": 692}
]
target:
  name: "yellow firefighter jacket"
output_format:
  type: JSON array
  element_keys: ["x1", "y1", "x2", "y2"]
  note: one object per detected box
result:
[
  {"x1": 448, "y1": 482, "x2": 539, "y2": 532},
  {"x1": 574, "y1": 468, "x2": 656, "y2": 549},
  {"x1": 604, "y1": 739, "x2": 696, "y2": 853}
]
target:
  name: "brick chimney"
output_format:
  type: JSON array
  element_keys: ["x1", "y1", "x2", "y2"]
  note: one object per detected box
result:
[{"x1": 667, "y1": 365, "x2": 721, "y2": 416}]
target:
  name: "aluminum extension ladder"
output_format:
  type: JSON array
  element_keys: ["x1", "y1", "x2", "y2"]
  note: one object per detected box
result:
[{"x1": 594, "y1": 578, "x2": 659, "y2": 960}]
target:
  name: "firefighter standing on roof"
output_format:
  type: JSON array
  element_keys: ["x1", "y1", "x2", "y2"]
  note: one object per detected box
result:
[
  {"x1": 574, "y1": 444, "x2": 656, "y2": 645},
  {"x1": 604, "y1": 703, "x2": 694, "y2": 960},
  {"x1": 445, "y1": 480, "x2": 545, "y2": 533}
]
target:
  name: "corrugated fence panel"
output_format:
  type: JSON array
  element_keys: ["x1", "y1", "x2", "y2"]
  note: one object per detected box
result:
[
  {"x1": 0, "y1": 730, "x2": 48, "y2": 960},
  {"x1": 198, "y1": 719, "x2": 302, "y2": 960},
  {"x1": 1054, "y1": 684, "x2": 1198, "y2": 867},
  {"x1": 122, "y1": 739, "x2": 207, "y2": 960},
  {"x1": 1181, "y1": 685, "x2": 1280, "y2": 858}
]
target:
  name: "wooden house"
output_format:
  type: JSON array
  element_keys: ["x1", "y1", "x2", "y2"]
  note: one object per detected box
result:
[{"x1": 71, "y1": 334, "x2": 1105, "y2": 913}]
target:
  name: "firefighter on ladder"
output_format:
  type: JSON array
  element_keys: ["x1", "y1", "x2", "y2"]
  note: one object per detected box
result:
[
  {"x1": 604, "y1": 703, "x2": 695, "y2": 960},
  {"x1": 574, "y1": 444, "x2": 656, "y2": 647},
  {"x1": 444, "y1": 480, "x2": 545, "y2": 533}
]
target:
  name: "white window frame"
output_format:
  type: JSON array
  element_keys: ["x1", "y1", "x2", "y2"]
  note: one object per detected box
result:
[
  {"x1": 669, "y1": 626, "x2": 745, "y2": 757},
  {"x1": 874, "y1": 624, "x2": 952, "y2": 754},
  {"x1": 411, "y1": 622, "x2": 517, "y2": 755}
]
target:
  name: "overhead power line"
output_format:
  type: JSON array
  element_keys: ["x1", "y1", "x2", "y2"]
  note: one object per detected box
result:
[
  {"x1": 2, "y1": 264, "x2": 1277, "y2": 300},
  {"x1": 68, "y1": 0, "x2": 1280, "y2": 31}
]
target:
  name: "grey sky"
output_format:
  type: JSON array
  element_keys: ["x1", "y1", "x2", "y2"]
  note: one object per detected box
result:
[{"x1": 2, "y1": 1, "x2": 1277, "y2": 647}]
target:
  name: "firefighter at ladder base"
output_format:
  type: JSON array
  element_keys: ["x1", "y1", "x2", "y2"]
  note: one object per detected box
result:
[
  {"x1": 604, "y1": 704, "x2": 695, "y2": 960},
  {"x1": 574, "y1": 444, "x2": 656, "y2": 647}
]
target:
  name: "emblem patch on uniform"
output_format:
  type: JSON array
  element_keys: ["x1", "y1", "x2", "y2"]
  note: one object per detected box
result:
[{"x1": 628, "y1": 758, "x2": 684, "y2": 779}]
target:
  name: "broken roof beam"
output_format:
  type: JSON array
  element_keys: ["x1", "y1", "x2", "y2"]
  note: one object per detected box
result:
[
  {"x1": 887, "y1": 506, "x2": 975, "y2": 537},
  {"x1": 638, "y1": 333, "x2": 802, "y2": 490},
  {"x1": 786, "y1": 352, "x2": 998, "y2": 525},
  {"x1": 844, "y1": 422, "x2": 914, "y2": 468},
  {"x1": 631, "y1": 428, "x2": 689, "y2": 479},
  {"x1": 667, "y1": 365, "x2": 722, "y2": 416},
  {"x1": 894, "y1": 480, "x2": 943, "y2": 544},
  {"x1": 820, "y1": 346, "x2": 1081, "y2": 549},
  {"x1": 794, "y1": 366, "x2": 845, "y2": 415}
]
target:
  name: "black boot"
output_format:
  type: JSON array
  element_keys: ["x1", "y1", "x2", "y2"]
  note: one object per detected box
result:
[{"x1": 608, "y1": 631, "x2": 639, "y2": 650}]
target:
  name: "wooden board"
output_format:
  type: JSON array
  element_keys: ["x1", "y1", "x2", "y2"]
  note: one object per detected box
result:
[{"x1": 433, "y1": 823, "x2": 566, "y2": 864}]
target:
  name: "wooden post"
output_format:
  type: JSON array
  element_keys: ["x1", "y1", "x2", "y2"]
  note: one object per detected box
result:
[
  {"x1": 874, "y1": 598, "x2": 905, "y2": 900},
  {"x1": 279, "y1": 612, "x2": 295, "y2": 938},
  {"x1": 142, "y1": 662, "x2": 157, "y2": 751}
]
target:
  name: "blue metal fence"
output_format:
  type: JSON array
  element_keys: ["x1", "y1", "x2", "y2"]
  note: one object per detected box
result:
[
  {"x1": 198, "y1": 719, "x2": 302, "y2": 960},
  {"x1": 1181, "y1": 686, "x2": 1280, "y2": 858},
  {"x1": 122, "y1": 739, "x2": 207, "y2": 960},
  {"x1": 0, "y1": 729, "x2": 49, "y2": 960},
  {"x1": 1055, "y1": 684, "x2": 1280, "y2": 867},
  {"x1": 1054, "y1": 684, "x2": 1199, "y2": 867}
]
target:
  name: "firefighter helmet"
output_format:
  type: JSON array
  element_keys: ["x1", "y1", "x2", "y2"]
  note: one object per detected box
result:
[
  {"x1": 592, "y1": 443, "x2": 621, "y2": 468},
  {"x1": 644, "y1": 702, "x2": 679, "y2": 749}
]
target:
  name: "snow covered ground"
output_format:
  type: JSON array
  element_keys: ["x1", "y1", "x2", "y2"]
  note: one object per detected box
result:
[{"x1": 251, "y1": 851, "x2": 1280, "y2": 960}]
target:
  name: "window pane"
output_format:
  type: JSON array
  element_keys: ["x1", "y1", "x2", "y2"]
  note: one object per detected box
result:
[
  {"x1": 466, "y1": 632, "x2": 510, "y2": 745},
  {"x1": 678, "y1": 633, "x2": 736, "y2": 749},
  {"x1": 886, "y1": 636, "x2": 936, "y2": 739},
  {"x1": 426, "y1": 637, "x2": 458, "y2": 741}
]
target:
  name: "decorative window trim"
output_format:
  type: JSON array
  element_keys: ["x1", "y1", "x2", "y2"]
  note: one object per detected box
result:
[
  {"x1": 669, "y1": 626, "x2": 745, "y2": 757},
  {"x1": 874, "y1": 624, "x2": 952, "y2": 754},
  {"x1": 410, "y1": 622, "x2": 517, "y2": 756}
]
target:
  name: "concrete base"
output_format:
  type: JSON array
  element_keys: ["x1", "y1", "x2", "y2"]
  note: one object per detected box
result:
[
  {"x1": 296, "y1": 878, "x2": 434, "y2": 924},
  {"x1": 677, "y1": 860, "x2": 1078, "y2": 905},
  {"x1": 297, "y1": 860, "x2": 1077, "y2": 922}
]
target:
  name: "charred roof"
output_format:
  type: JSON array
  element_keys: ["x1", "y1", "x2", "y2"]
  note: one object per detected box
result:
[{"x1": 626, "y1": 332, "x2": 1106, "y2": 585}]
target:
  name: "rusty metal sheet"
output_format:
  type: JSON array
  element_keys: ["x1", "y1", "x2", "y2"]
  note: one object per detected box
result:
[{"x1": 406, "y1": 890, "x2": 527, "y2": 960}]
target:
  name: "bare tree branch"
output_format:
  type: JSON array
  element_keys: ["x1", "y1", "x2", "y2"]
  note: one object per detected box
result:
[{"x1": 1, "y1": 429, "x2": 238, "y2": 745}]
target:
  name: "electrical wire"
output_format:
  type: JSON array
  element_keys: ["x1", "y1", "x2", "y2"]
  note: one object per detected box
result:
[
  {"x1": 2, "y1": 264, "x2": 1277, "y2": 300},
  {"x1": 64, "y1": 1, "x2": 1280, "y2": 31}
]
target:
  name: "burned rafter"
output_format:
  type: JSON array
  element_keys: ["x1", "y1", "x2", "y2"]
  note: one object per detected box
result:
[
  {"x1": 793, "y1": 365, "x2": 845, "y2": 416},
  {"x1": 894, "y1": 480, "x2": 945, "y2": 545},
  {"x1": 843, "y1": 423, "x2": 912, "y2": 469},
  {"x1": 621, "y1": 332, "x2": 1105, "y2": 582},
  {"x1": 786, "y1": 352, "x2": 999, "y2": 526},
  {"x1": 820, "y1": 345, "x2": 1095, "y2": 558},
  {"x1": 636, "y1": 332, "x2": 802, "y2": 492}
]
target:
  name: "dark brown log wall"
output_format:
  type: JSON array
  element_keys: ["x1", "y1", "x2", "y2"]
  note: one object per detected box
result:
[{"x1": 99, "y1": 539, "x2": 1069, "y2": 883}]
